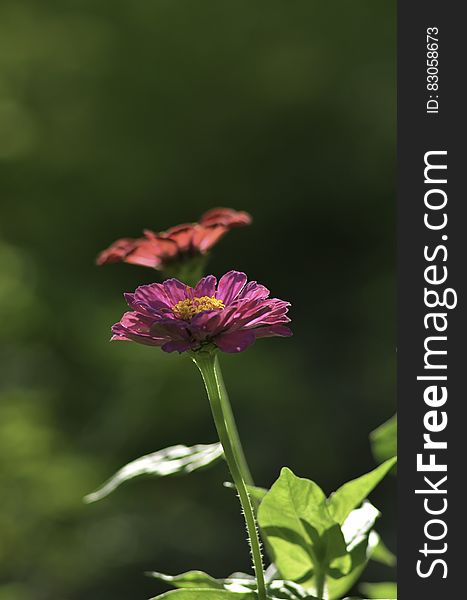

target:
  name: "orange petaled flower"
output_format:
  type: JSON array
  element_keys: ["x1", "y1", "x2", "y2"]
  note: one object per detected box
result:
[{"x1": 96, "y1": 208, "x2": 252, "y2": 271}]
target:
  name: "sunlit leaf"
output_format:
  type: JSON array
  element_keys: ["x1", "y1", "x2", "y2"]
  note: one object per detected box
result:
[
  {"x1": 84, "y1": 443, "x2": 223, "y2": 503},
  {"x1": 327, "y1": 458, "x2": 397, "y2": 524},
  {"x1": 150, "y1": 571, "x2": 224, "y2": 590},
  {"x1": 370, "y1": 415, "x2": 397, "y2": 465},
  {"x1": 264, "y1": 564, "x2": 279, "y2": 582},
  {"x1": 258, "y1": 464, "x2": 394, "y2": 600},
  {"x1": 266, "y1": 579, "x2": 319, "y2": 599},
  {"x1": 150, "y1": 590, "x2": 256, "y2": 600},
  {"x1": 326, "y1": 506, "x2": 380, "y2": 600},
  {"x1": 258, "y1": 467, "x2": 351, "y2": 593},
  {"x1": 360, "y1": 581, "x2": 397, "y2": 599},
  {"x1": 149, "y1": 571, "x2": 319, "y2": 599},
  {"x1": 150, "y1": 571, "x2": 255, "y2": 593}
]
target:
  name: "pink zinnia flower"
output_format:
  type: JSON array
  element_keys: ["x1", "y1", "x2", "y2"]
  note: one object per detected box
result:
[
  {"x1": 111, "y1": 271, "x2": 292, "y2": 353},
  {"x1": 96, "y1": 208, "x2": 252, "y2": 270}
]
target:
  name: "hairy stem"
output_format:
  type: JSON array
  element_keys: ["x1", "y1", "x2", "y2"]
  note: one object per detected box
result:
[{"x1": 192, "y1": 350, "x2": 267, "y2": 600}]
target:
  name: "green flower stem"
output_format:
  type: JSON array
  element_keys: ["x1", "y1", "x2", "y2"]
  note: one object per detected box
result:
[
  {"x1": 213, "y1": 356, "x2": 254, "y2": 487},
  {"x1": 192, "y1": 350, "x2": 267, "y2": 600}
]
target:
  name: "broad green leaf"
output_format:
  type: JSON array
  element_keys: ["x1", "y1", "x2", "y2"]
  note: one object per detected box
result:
[
  {"x1": 264, "y1": 506, "x2": 382, "y2": 599},
  {"x1": 258, "y1": 468, "x2": 351, "y2": 593},
  {"x1": 360, "y1": 581, "x2": 397, "y2": 599},
  {"x1": 327, "y1": 458, "x2": 397, "y2": 524},
  {"x1": 256, "y1": 467, "x2": 392, "y2": 599},
  {"x1": 150, "y1": 590, "x2": 256, "y2": 600},
  {"x1": 84, "y1": 443, "x2": 223, "y2": 503},
  {"x1": 261, "y1": 498, "x2": 380, "y2": 599},
  {"x1": 370, "y1": 536, "x2": 396, "y2": 567},
  {"x1": 150, "y1": 572, "x2": 256, "y2": 594},
  {"x1": 370, "y1": 415, "x2": 397, "y2": 465}
]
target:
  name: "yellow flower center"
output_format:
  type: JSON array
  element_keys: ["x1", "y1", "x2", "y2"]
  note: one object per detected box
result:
[{"x1": 172, "y1": 296, "x2": 225, "y2": 320}]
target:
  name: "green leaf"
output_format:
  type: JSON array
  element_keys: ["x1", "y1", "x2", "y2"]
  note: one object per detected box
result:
[
  {"x1": 360, "y1": 581, "x2": 397, "y2": 599},
  {"x1": 222, "y1": 578, "x2": 320, "y2": 600},
  {"x1": 84, "y1": 443, "x2": 223, "y2": 503},
  {"x1": 150, "y1": 591, "x2": 256, "y2": 600},
  {"x1": 370, "y1": 415, "x2": 397, "y2": 465},
  {"x1": 257, "y1": 467, "x2": 394, "y2": 599},
  {"x1": 150, "y1": 571, "x2": 256, "y2": 593},
  {"x1": 327, "y1": 458, "x2": 397, "y2": 525},
  {"x1": 149, "y1": 571, "x2": 319, "y2": 599},
  {"x1": 326, "y1": 505, "x2": 380, "y2": 600},
  {"x1": 258, "y1": 468, "x2": 351, "y2": 593},
  {"x1": 150, "y1": 514, "x2": 380, "y2": 600},
  {"x1": 370, "y1": 536, "x2": 396, "y2": 567},
  {"x1": 150, "y1": 571, "x2": 224, "y2": 590},
  {"x1": 266, "y1": 579, "x2": 319, "y2": 599}
]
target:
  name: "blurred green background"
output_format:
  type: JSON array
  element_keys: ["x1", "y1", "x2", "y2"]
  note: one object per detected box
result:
[{"x1": 0, "y1": 1, "x2": 395, "y2": 599}]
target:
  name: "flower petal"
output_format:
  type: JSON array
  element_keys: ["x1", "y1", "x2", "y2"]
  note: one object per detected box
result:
[
  {"x1": 192, "y1": 225, "x2": 227, "y2": 253},
  {"x1": 194, "y1": 275, "x2": 217, "y2": 298},
  {"x1": 243, "y1": 300, "x2": 291, "y2": 328},
  {"x1": 110, "y1": 332, "x2": 131, "y2": 341},
  {"x1": 117, "y1": 311, "x2": 155, "y2": 333},
  {"x1": 150, "y1": 319, "x2": 186, "y2": 337},
  {"x1": 222, "y1": 301, "x2": 272, "y2": 331},
  {"x1": 125, "y1": 236, "x2": 177, "y2": 268},
  {"x1": 161, "y1": 340, "x2": 194, "y2": 353},
  {"x1": 111, "y1": 313, "x2": 166, "y2": 346},
  {"x1": 215, "y1": 330, "x2": 256, "y2": 353},
  {"x1": 111, "y1": 329, "x2": 164, "y2": 346},
  {"x1": 238, "y1": 280, "x2": 270, "y2": 301},
  {"x1": 124, "y1": 243, "x2": 164, "y2": 268},
  {"x1": 189, "y1": 304, "x2": 237, "y2": 337},
  {"x1": 131, "y1": 284, "x2": 172, "y2": 311},
  {"x1": 163, "y1": 223, "x2": 196, "y2": 252},
  {"x1": 216, "y1": 271, "x2": 247, "y2": 304},
  {"x1": 254, "y1": 324, "x2": 293, "y2": 339},
  {"x1": 200, "y1": 207, "x2": 252, "y2": 227},
  {"x1": 162, "y1": 279, "x2": 191, "y2": 305},
  {"x1": 96, "y1": 238, "x2": 137, "y2": 265}
]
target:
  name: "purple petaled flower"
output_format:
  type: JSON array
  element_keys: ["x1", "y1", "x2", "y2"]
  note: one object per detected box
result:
[{"x1": 112, "y1": 271, "x2": 292, "y2": 353}]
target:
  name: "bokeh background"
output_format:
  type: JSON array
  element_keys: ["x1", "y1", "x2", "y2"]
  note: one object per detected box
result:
[{"x1": 0, "y1": 1, "x2": 396, "y2": 599}]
